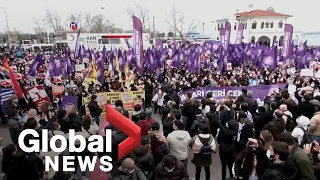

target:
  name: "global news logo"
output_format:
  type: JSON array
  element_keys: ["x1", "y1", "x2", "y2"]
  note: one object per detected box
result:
[{"x1": 17, "y1": 105, "x2": 141, "y2": 172}]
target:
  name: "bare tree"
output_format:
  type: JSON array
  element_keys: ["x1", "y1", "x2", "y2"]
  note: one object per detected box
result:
[
  {"x1": 33, "y1": 19, "x2": 47, "y2": 41},
  {"x1": 45, "y1": 9, "x2": 64, "y2": 33},
  {"x1": 84, "y1": 13, "x2": 123, "y2": 33},
  {"x1": 126, "y1": 4, "x2": 150, "y2": 32},
  {"x1": 166, "y1": 6, "x2": 199, "y2": 41}
]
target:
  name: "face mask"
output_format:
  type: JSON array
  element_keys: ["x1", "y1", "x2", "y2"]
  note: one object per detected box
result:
[
  {"x1": 125, "y1": 169, "x2": 134, "y2": 174},
  {"x1": 180, "y1": 82, "x2": 183, "y2": 85},
  {"x1": 84, "y1": 88, "x2": 88, "y2": 92},
  {"x1": 165, "y1": 167, "x2": 174, "y2": 172},
  {"x1": 97, "y1": 87, "x2": 100, "y2": 90},
  {"x1": 266, "y1": 149, "x2": 275, "y2": 160}
]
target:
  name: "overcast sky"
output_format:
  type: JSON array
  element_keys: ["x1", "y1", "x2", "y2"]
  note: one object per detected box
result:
[{"x1": 0, "y1": 0, "x2": 318, "y2": 34}]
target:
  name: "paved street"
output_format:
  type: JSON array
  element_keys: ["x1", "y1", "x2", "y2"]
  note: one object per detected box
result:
[{"x1": 0, "y1": 113, "x2": 227, "y2": 180}]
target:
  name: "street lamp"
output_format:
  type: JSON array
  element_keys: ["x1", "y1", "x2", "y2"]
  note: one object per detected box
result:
[{"x1": 0, "y1": 7, "x2": 10, "y2": 46}]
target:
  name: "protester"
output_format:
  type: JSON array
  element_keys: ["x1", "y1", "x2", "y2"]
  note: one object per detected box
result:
[
  {"x1": 108, "y1": 158, "x2": 147, "y2": 180},
  {"x1": 278, "y1": 132, "x2": 317, "y2": 180},
  {"x1": 260, "y1": 141, "x2": 297, "y2": 180},
  {"x1": 7, "y1": 109, "x2": 22, "y2": 146},
  {"x1": 87, "y1": 94, "x2": 103, "y2": 125},
  {"x1": 190, "y1": 123, "x2": 216, "y2": 180},
  {"x1": 167, "y1": 120, "x2": 191, "y2": 167},
  {"x1": 154, "y1": 155, "x2": 189, "y2": 180}
]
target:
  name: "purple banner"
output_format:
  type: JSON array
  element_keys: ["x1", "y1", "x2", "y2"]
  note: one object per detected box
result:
[
  {"x1": 60, "y1": 96, "x2": 78, "y2": 112},
  {"x1": 224, "y1": 21, "x2": 231, "y2": 50},
  {"x1": 133, "y1": 16, "x2": 144, "y2": 75},
  {"x1": 179, "y1": 84, "x2": 287, "y2": 105},
  {"x1": 219, "y1": 28, "x2": 225, "y2": 49},
  {"x1": 236, "y1": 24, "x2": 244, "y2": 44},
  {"x1": 282, "y1": 24, "x2": 293, "y2": 58}
]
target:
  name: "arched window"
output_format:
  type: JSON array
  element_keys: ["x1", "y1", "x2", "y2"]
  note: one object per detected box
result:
[
  {"x1": 234, "y1": 23, "x2": 237, "y2": 30},
  {"x1": 265, "y1": 22, "x2": 269, "y2": 28},
  {"x1": 252, "y1": 21, "x2": 257, "y2": 29},
  {"x1": 245, "y1": 22, "x2": 247, "y2": 29},
  {"x1": 278, "y1": 21, "x2": 283, "y2": 28},
  {"x1": 270, "y1": 22, "x2": 274, "y2": 28},
  {"x1": 261, "y1": 22, "x2": 264, "y2": 29}
]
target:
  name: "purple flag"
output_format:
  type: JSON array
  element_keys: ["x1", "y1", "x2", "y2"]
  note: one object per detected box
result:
[
  {"x1": 236, "y1": 24, "x2": 244, "y2": 44},
  {"x1": 74, "y1": 29, "x2": 81, "y2": 59},
  {"x1": 261, "y1": 47, "x2": 277, "y2": 69},
  {"x1": 48, "y1": 54, "x2": 56, "y2": 78},
  {"x1": 133, "y1": 16, "x2": 144, "y2": 75},
  {"x1": 28, "y1": 54, "x2": 44, "y2": 77},
  {"x1": 60, "y1": 96, "x2": 78, "y2": 112},
  {"x1": 282, "y1": 24, "x2": 293, "y2": 58},
  {"x1": 54, "y1": 53, "x2": 63, "y2": 75},
  {"x1": 219, "y1": 28, "x2": 225, "y2": 50},
  {"x1": 224, "y1": 21, "x2": 231, "y2": 50}
]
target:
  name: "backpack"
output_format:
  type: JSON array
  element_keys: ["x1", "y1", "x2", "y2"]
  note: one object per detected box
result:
[
  {"x1": 199, "y1": 136, "x2": 212, "y2": 159},
  {"x1": 285, "y1": 115, "x2": 296, "y2": 132},
  {"x1": 299, "y1": 127, "x2": 313, "y2": 147}
]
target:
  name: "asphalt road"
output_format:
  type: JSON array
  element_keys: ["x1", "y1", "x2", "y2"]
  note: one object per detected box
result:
[{"x1": 0, "y1": 113, "x2": 228, "y2": 180}]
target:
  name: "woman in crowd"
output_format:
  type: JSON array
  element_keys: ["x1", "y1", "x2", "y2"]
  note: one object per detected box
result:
[
  {"x1": 217, "y1": 119, "x2": 238, "y2": 180},
  {"x1": 82, "y1": 115, "x2": 99, "y2": 136},
  {"x1": 190, "y1": 123, "x2": 216, "y2": 180}
]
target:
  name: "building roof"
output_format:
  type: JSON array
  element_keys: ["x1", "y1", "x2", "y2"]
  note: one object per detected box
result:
[{"x1": 235, "y1": 9, "x2": 290, "y2": 18}]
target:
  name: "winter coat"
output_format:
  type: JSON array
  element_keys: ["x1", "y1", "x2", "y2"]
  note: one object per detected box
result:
[
  {"x1": 291, "y1": 116, "x2": 310, "y2": 145},
  {"x1": 7, "y1": 117, "x2": 22, "y2": 145},
  {"x1": 253, "y1": 112, "x2": 265, "y2": 137},
  {"x1": 167, "y1": 130, "x2": 191, "y2": 161},
  {"x1": 219, "y1": 109, "x2": 235, "y2": 127},
  {"x1": 206, "y1": 112, "x2": 219, "y2": 138},
  {"x1": 88, "y1": 100, "x2": 102, "y2": 116},
  {"x1": 216, "y1": 119, "x2": 238, "y2": 153},
  {"x1": 191, "y1": 133, "x2": 216, "y2": 167},
  {"x1": 298, "y1": 101, "x2": 316, "y2": 119},
  {"x1": 260, "y1": 162, "x2": 297, "y2": 180},
  {"x1": 245, "y1": 97, "x2": 258, "y2": 115},
  {"x1": 154, "y1": 156, "x2": 189, "y2": 180},
  {"x1": 190, "y1": 115, "x2": 210, "y2": 134},
  {"x1": 108, "y1": 160, "x2": 147, "y2": 180},
  {"x1": 310, "y1": 112, "x2": 320, "y2": 136},
  {"x1": 130, "y1": 146, "x2": 155, "y2": 178},
  {"x1": 289, "y1": 144, "x2": 317, "y2": 180}
]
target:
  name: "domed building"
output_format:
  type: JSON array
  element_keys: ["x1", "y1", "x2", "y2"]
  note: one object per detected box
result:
[{"x1": 212, "y1": 6, "x2": 292, "y2": 46}]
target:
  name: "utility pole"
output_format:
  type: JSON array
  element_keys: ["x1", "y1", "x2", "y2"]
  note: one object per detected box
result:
[
  {"x1": 153, "y1": 16, "x2": 156, "y2": 38},
  {"x1": 0, "y1": 8, "x2": 10, "y2": 46},
  {"x1": 202, "y1": 22, "x2": 205, "y2": 42}
]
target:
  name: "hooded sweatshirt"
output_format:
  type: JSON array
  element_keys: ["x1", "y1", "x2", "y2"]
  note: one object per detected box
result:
[
  {"x1": 292, "y1": 115, "x2": 310, "y2": 145},
  {"x1": 167, "y1": 130, "x2": 192, "y2": 160}
]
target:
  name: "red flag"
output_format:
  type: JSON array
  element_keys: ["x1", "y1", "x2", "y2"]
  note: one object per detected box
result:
[{"x1": 3, "y1": 58, "x2": 24, "y2": 99}]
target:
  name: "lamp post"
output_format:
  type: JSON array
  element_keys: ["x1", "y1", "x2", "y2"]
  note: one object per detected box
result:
[{"x1": 0, "y1": 7, "x2": 10, "y2": 46}]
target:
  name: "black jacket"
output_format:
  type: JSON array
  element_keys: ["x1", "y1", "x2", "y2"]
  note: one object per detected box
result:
[
  {"x1": 298, "y1": 101, "x2": 315, "y2": 119},
  {"x1": 245, "y1": 97, "x2": 258, "y2": 115},
  {"x1": 130, "y1": 146, "x2": 155, "y2": 179},
  {"x1": 260, "y1": 162, "x2": 297, "y2": 180},
  {"x1": 219, "y1": 109, "x2": 235, "y2": 127},
  {"x1": 108, "y1": 160, "x2": 147, "y2": 180},
  {"x1": 216, "y1": 120, "x2": 237, "y2": 153},
  {"x1": 88, "y1": 100, "x2": 102, "y2": 116},
  {"x1": 206, "y1": 112, "x2": 220, "y2": 137},
  {"x1": 253, "y1": 112, "x2": 265, "y2": 137}
]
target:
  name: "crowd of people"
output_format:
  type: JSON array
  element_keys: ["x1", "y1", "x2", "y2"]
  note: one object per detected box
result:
[{"x1": 0, "y1": 43, "x2": 320, "y2": 180}]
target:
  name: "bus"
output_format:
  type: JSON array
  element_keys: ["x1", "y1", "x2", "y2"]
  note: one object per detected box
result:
[{"x1": 67, "y1": 33, "x2": 152, "y2": 51}]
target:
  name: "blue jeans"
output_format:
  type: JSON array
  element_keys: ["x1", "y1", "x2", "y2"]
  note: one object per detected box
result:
[
  {"x1": 313, "y1": 136, "x2": 320, "y2": 143},
  {"x1": 92, "y1": 116, "x2": 100, "y2": 126}
]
